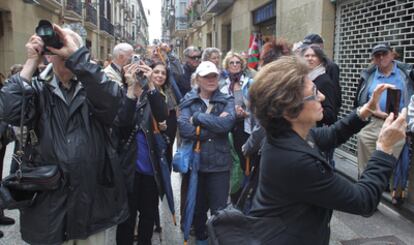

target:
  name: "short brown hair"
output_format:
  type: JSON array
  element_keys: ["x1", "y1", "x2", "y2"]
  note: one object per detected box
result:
[{"x1": 249, "y1": 56, "x2": 309, "y2": 136}]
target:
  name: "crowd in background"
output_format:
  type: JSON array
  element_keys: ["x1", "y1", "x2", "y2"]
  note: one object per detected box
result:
[{"x1": 0, "y1": 22, "x2": 413, "y2": 245}]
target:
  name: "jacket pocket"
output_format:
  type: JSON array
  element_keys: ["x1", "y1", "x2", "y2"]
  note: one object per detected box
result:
[{"x1": 213, "y1": 140, "x2": 232, "y2": 169}]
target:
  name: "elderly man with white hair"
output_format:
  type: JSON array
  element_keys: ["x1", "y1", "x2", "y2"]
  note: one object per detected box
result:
[
  {"x1": 104, "y1": 42, "x2": 134, "y2": 86},
  {"x1": 0, "y1": 23, "x2": 129, "y2": 245}
]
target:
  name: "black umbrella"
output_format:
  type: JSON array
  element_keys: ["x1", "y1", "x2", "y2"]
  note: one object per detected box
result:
[
  {"x1": 183, "y1": 126, "x2": 201, "y2": 245},
  {"x1": 152, "y1": 118, "x2": 176, "y2": 225}
]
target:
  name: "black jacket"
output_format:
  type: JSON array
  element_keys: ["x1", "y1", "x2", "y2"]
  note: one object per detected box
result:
[
  {"x1": 116, "y1": 89, "x2": 168, "y2": 196},
  {"x1": 314, "y1": 73, "x2": 338, "y2": 127},
  {"x1": 325, "y1": 59, "x2": 341, "y2": 110},
  {"x1": 0, "y1": 47, "x2": 128, "y2": 244},
  {"x1": 175, "y1": 63, "x2": 195, "y2": 97},
  {"x1": 250, "y1": 112, "x2": 396, "y2": 245}
]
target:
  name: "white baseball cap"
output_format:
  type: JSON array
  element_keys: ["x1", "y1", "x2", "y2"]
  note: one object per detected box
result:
[{"x1": 195, "y1": 61, "x2": 219, "y2": 77}]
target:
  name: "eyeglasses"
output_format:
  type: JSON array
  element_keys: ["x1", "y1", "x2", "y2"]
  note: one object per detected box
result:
[
  {"x1": 229, "y1": 61, "x2": 241, "y2": 66},
  {"x1": 303, "y1": 85, "x2": 319, "y2": 101},
  {"x1": 188, "y1": 55, "x2": 201, "y2": 61}
]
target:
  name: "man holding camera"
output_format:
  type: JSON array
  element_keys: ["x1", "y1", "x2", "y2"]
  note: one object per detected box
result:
[
  {"x1": 0, "y1": 23, "x2": 128, "y2": 244},
  {"x1": 354, "y1": 43, "x2": 414, "y2": 177}
]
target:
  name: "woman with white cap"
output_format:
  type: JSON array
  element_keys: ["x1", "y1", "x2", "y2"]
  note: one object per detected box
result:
[{"x1": 178, "y1": 61, "x2": 236, "y2": 245}]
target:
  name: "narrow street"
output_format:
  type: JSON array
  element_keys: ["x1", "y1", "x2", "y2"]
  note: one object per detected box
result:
[{"x1": 1, "y1": 142, "x2": 413, "y2": 245}]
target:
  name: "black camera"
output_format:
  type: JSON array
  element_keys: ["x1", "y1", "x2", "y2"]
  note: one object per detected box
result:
[{"x1": 35, "y1": 20, "x2": 63, "y2": 54}]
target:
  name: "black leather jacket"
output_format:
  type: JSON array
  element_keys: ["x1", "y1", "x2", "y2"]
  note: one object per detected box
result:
[
  {"x1": 250, "y1": 112, "x2": 395, "y2": 245},
  {"x1": 0, "y1": 47, "x2": 128, "y2": 244}
]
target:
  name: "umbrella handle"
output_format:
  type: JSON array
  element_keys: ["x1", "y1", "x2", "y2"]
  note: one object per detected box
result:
[
  {"x1": 172, "y1": 214, "x2": 177, "y2": 226},
  {"x1": 195, "y1": 126, "x2": 201, "y2": 152},
  {"x1": 245, "y1": 156, "x2": 250, "y2": 176}
]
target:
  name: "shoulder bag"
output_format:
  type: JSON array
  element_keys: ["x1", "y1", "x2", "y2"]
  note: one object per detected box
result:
[{"x1": 0, "y1": 79, "x2": 61, "y2": 210}]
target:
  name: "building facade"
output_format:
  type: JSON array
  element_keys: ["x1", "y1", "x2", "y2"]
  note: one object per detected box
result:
[
  {"x1": 165, "y1": 0, "x2": 335, "y2": 58},
  {"x1": 0, "y1": 0, "x2": 149, "y2": 76}
]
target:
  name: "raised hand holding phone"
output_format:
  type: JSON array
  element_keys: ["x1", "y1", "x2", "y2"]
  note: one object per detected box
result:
[{"x1": 385, "y1": 88, "x2": 401, "y2": 119}]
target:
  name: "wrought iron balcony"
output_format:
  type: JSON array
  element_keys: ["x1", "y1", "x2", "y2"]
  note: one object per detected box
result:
[
  {"x1": 85, "y1": 3, "x2": 97, "y2": 25},
  {"x1": 66, "y1": 0, "x2": 82, "y2": 16},
  {"x1": 203, "y1": 0, "x2": 234, "y2": 14},
  {"x1": 114, "y1": 24, "x2": 122, "y2": 37},
  {"x1": 100, "y1": 16, "x2": 114, "y2": 36}
]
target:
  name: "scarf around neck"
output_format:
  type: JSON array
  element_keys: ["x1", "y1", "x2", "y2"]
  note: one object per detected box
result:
[
  {"x1": 308, "y1": 64, "x2": 326, "y2": 81},
  {"x1": 228, "y1": 72, "x2": 243, "y2": 94}
]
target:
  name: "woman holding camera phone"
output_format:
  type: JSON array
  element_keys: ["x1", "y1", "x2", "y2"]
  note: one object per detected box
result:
[
  {"x1": 115, "y1": 60, "x2": 169, "y2": 245},
  {"x1": 247, "y1": 56, "x2": 407, "y2": 245}
]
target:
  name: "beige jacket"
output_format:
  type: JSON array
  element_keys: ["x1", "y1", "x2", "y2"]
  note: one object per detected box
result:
[{"x1": 104, "y1": 63, "x2": 123, "y2": 87}]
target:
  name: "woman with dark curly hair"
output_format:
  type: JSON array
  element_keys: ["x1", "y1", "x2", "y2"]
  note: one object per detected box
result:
[{"x1": 248, "y1": 56, "x2": 407, "y2": 245}]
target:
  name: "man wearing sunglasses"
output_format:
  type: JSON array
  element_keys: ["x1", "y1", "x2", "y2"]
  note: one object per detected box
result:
[{"x1": 175, "y1": 46, "x2": 201, "y2": 96}]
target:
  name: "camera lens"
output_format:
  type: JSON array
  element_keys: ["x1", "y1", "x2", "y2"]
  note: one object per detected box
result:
[{"x1": 35, "y1": 20, "x2": 63, "y2": 51}]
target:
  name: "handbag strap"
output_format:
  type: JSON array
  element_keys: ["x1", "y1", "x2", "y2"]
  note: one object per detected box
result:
[{"x1": 12, "y1": 79, "x2": 29, "y2": 179}]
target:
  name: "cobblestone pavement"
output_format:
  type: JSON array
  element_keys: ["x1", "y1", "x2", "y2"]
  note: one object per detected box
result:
[{"x1": 1, "y1": 143, "x2": 414, "y2": 245}]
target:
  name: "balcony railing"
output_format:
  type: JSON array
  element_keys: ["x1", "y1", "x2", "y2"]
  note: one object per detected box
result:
[
  {"x1": 114, "y1": 24, "x2": 122, "y2": 37},
  {"x1": 100, "y1": 16, "x2": 114, "y2": 36},
  {"x1": 204, "y1": 0, "x2": 234, "y2": 14},
  {"x1": 66, "y1": 0, "x2": 82, "y2": 16},
  {"x1": 85, "y1": 3, "x2": 97, "y2": 25}
]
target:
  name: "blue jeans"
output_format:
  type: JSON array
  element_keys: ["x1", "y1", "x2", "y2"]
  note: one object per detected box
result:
[{"x1": 194, "y1": 171, "x2": 230, "y2": 240}]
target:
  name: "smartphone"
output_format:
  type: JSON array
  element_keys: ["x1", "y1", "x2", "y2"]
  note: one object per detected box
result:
[{"x1": 385, "y1": 88, "x2": 401, "y2": 119}]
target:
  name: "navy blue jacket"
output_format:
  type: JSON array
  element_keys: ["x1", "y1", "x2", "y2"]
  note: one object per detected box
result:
[{"x1": 178, "y1": 88, "x2": 236, "y2": 172}]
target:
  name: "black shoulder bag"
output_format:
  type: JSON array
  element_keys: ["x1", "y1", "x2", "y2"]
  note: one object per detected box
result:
[
  {"x1": 207, "y1": 162, "x2": 287, "y2": 245},
  {"x1": 0, "y1": 79, "x2": 61, "y2": 210}
]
